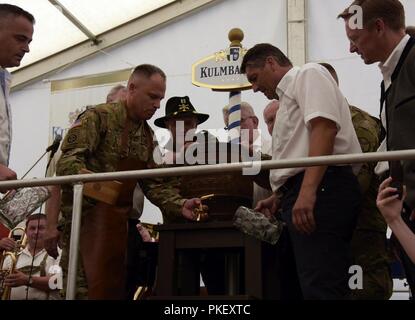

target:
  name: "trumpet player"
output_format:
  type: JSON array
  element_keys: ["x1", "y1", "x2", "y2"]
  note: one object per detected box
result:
[{"x1": 1, "y1": 214, "x2": 61, "y2": 300}]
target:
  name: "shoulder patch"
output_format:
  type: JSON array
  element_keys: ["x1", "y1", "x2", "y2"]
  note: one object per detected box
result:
[
  {"x1": 61, "y1": 125, "x2": 87, "y2": 151},
  {"x1": 67, "y1": 132, "x2": 79, "y2": 144}
]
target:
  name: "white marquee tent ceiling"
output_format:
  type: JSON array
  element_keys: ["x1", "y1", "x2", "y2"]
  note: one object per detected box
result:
[
  {"x1": 7, "y1": 0, "x2": 175, "y2": 71},
  {"x1": 6, "y1": 0, "x2": 218, "y2": 90}
]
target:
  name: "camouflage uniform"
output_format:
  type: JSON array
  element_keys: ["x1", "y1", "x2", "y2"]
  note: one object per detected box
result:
[
  {"x1": 349, "y1": 105, "x2": 393, "y2": 300},
  {"x1": 57, "y1": 102, "x2": 185, "y2": 299}
]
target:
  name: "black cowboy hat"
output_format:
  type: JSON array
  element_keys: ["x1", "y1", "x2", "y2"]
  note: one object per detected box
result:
[{"x1": 154, "y1": 96, "x2": 209, "y2": 128}]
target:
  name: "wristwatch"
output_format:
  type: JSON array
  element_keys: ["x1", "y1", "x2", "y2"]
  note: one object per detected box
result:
[{"x1": 28, "y1": 277, "x2": 33, "y2": 287}]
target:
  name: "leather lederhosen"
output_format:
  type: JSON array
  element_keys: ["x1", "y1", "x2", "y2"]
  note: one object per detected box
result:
[{"x1": 79, "y1": 118, "x2": 151, "y2": 300}]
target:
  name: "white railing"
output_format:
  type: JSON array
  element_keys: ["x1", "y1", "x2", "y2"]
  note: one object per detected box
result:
[{"x1": 1, "y1": 149, "x2": 415, "y2": 299}]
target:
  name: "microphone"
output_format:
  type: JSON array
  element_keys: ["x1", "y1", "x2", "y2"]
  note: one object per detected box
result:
[
  {"x1": 13, "y1": 134, "x2": 63, "y2": 182},
  {"x1": 46, "y1": 134, "x2": 62, "y2": 159}
]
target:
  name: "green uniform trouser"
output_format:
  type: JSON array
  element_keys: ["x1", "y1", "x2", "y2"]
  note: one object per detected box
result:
[
  {"x1": 350, "y1": 229, "x2": 393, "y2": 300},
  {"x1": 60, "y1": 221, "x2": 89, "y2": 300}
]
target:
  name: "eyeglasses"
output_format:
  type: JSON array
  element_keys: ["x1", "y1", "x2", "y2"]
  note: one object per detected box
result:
[
  {"x1": 240, "y1": 116, "x2": 255, "y2": 123},
  {"x1": 224, "y1": 116, "x2": 256, "y2": 131}
]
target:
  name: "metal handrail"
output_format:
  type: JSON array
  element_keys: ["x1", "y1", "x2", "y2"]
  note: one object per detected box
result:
[
  {"x1": 2, "y1": 149, "x2": 415, "y2": 300},
  {"x1": 1, "y1": 150, "x2": 415, "y2": 190},
  {"x1": 66, "y1": 183, "x2": 83, "y2": 299}
]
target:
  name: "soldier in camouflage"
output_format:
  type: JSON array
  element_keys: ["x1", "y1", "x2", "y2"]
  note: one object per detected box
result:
[
  {"x1": 56, "y1": 64, "x2": 201, "y2": 299},
  {"x1": 320, "y1": 63, "x2": 392, "y2": 300},
  {"x1": 349, "y1": 105, "x2": 392, "y2": 300}
]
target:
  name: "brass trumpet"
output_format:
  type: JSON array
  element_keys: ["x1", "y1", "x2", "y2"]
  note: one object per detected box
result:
[{"x1": 0, "y1": 227, "x2": 27, "y2": 300}]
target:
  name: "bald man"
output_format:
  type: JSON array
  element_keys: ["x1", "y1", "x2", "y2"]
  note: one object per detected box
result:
[{"x1": 263, "y1": 100, "x2": 279, "y2": 136}]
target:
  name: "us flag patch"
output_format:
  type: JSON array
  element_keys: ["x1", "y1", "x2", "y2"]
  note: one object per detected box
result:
[{"x1": 70, "y1": 119, "x2": 82, "y2": 129}]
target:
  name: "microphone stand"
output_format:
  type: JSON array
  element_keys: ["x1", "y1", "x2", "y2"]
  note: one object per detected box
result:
[
  {"x1": 21, "y1": 145, "x2": 60, "y2": 300},
  {"x1": 45, "y1": 150, "x2": 59, "y2": 176},
  {"x1": 26, "y1": 150, "x2": 57, "y2": 300},
  {"x1": 21, "y1": 150, "x2": 49, "y2": 180},
  {"x1": 2, "y1": 147, "x2": 55, "y2": 201}
]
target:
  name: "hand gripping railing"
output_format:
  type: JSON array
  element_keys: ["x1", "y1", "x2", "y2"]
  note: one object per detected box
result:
[{"x1": 2, "y1": 149, "x2": 415, "y2": 299}]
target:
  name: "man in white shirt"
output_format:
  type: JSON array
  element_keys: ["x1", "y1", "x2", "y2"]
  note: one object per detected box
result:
[
  {"x1": 241, "y1": 43, "x2": 362, "y2": 299},
  {"x1": 237, "y1": 102, "x2": 273, "y2": 206},
  {"x1": 339, "y1": 0, "x2": 410, "y2": 179},
  {"x1": 222, "y1": 102, "x2": 273, "y2": 206},
  {"x1": 338, "y1": 0, "x2": 415, "y2": 298},
  {"x1": 0, "y1": 4, "x2": 34, "y2": 185},
  {"x1": 2, "y1": 214, "x2": 62, "y2": 300}
]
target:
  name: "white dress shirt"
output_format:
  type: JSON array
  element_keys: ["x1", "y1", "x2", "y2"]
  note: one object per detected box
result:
[
  {"x1": 270, "y1": 63, "x2": 362, "y2": 192},
  {"x1": 2, "y1": 247, "x2": 62, "y2": 300}
]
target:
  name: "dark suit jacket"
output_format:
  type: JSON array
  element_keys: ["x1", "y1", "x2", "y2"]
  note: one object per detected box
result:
[{"x1": 383, "y1": 37, "x2": 415, "y2": 208}]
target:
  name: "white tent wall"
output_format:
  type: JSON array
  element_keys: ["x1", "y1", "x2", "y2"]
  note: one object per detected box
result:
[
  {"x1": 43, "y1": 0, "x2": 286, "y2": 136},
  {"x1": 8, "y1": 0, "x2": 415, "y2": 224},
  {"x1": 9, "y1": 82, "x2": 51, "y2": 179}
]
